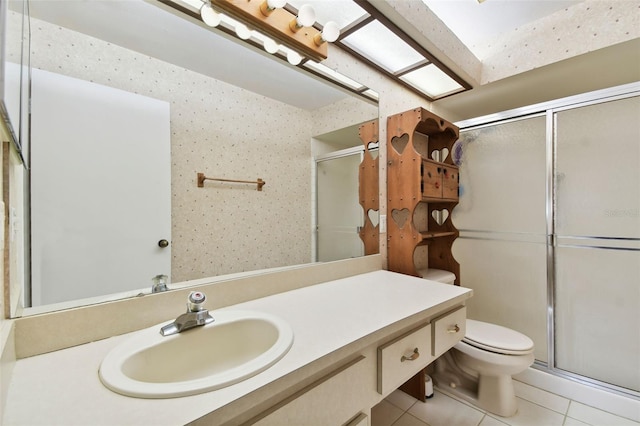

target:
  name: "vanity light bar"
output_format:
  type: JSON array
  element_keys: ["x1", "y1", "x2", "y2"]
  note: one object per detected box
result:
[
  {"x1": 158, "y1": 0, "x2": 379, "y2": 104},
  {"x1": 210, "y1": 0, "x2": 328, "y2": 61}
]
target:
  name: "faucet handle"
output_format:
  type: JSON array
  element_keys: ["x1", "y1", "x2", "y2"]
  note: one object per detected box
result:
[{"x1": 187, "y1": 291, "x2": 207, "y2": 312}]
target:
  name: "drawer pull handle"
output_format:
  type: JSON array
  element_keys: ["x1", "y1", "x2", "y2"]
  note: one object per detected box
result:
[
  {"x1": 401, "y1": 348, "x2": 420, "y2": 362},
  {"x1": 447, "y1": 324, "x2": 461, "y2": 334}
]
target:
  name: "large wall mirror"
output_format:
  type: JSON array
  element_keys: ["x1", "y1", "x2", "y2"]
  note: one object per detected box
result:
[
  {"x1": 6, "y1": 0, "x2": 378, "y2": 317},
  {"x1": 1, "y1": 0, "x2": 29, "y2": 162}
]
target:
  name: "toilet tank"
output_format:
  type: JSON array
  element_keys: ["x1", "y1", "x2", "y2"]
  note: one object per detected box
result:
[{"x1": 421, "y1": 269, "x2": 456, "y2": 285}]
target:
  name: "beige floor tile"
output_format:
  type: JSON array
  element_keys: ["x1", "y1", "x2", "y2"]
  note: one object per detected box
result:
[
  {"x1": 434, "y1": 385, "x2": 487, "y2": 412},
  {"x1": 567, "y1": 401, "x2": 640, "y2": 426},
  {"x1": 393, "y1": 413, "x2": 431, "y2": 426},
  {"x1": 408, "y1": 391, "x2": 485, "y2": 426},
  {"x1": 563, "y1": 417, "x2": 591, "y2": 426},
  {"x1": 479, "y1": 415, "x2": 510, "y2": 426},
  {"x1": 488, "y1": 397, "x2": 565, "y2": 426},
  {"x1": 513, "y1": 380, "x2": 570, "y2": 414},
  {"x1": 372, "y1": 399, "x2": 405, "y2": 426},
  {"x1": 386, "y1": 389, "x2": 420, "y2": 411}
]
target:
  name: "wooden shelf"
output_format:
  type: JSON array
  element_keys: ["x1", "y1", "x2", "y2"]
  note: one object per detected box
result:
[
  {"x1": 419, "y1": 231, "x2": 457, "y2": 240},
  {"x1": 422, "y1": 197, "x2": 459, "y2": 203}
]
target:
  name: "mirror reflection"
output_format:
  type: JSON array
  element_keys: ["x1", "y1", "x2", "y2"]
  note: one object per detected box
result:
[{"x1": 5, "y1": 0, "x2": 378, "y2": 316}]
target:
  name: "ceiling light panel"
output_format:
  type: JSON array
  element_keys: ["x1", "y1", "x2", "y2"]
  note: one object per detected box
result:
[
  {"x1": 341, "y1": 20, "x2": 423, "y2": 73},
  {"x1": 399, "y1": 64, "x2": 463, "y2": 98},
  {"x1": 286, "y1": 0, "x2": 368, "y2": 30}
]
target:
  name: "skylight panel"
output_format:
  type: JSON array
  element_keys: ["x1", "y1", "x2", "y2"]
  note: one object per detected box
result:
[
  {"x1": 400, "y1": 64, "x2": 463, "y2": 98},
  {"x1": 341, "y1": 20, "x2": 424, "y2": 73}
]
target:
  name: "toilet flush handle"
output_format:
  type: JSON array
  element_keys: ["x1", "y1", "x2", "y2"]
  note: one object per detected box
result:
[{"x1": 447, "y1": 324, "x2": 461, "y2": 334}]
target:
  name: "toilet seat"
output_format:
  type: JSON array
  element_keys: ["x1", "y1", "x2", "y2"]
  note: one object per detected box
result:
[{"x1": 463, "y1": 319, "x2": 534, "y2": 355}]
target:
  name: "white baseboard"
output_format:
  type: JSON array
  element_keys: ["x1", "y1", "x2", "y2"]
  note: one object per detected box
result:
[{"x1": 514, "y1": 367, "x2": 640, "y2": 422}]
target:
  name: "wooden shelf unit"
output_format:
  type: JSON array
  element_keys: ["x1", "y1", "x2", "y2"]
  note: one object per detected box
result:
[{"x1": 386, "y1": 107, "x2": 460, "y2": 284}]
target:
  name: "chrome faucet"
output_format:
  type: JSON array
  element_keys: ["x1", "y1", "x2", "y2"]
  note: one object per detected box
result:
[
  {"x1": 160, "y1": 291, "x2": 215, "y2": 336},
  {"x1": 151, "y1": 274, "x2": 169, "y2": 293}
]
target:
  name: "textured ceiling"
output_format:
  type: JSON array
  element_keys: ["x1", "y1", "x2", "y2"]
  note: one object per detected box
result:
[{"x1": 422, "y1": 0, "x2": 585, "y2": 59}]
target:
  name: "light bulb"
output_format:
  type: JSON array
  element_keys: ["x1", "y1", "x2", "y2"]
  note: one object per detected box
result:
[
  {"x1": 314, "y1": 21, "x2": 340, "y2": 45},
  {"x1": 200, "y1": 3, "x2": 221, "y2": 27},
  {"x1": 287, "y1": 50, "x2": 302, "y2": 65},
  {"x1": 289, "y1": 4, "x2": 315, "y2": 32},
  {"x1": 235, "y1": 23, "x2": 251, "y2": 40},
  {"x1": 260, "y1": 0, "x2": 286, "y2": 15},
  {"x1": 263, "y1": 38, "x2": 280, "y2": 54}
]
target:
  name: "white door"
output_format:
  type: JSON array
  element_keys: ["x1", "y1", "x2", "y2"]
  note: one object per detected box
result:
[
  {"x1": 316, "y1": 150, "x2": 364, "y2": 262},
  {"x1": 30, "y1": 69, "x2": 171, "y2": 306}
]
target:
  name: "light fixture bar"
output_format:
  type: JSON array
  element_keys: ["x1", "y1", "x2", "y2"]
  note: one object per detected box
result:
[{"x1": 210, "y1": 0, "x2": 328, "y2": 61}]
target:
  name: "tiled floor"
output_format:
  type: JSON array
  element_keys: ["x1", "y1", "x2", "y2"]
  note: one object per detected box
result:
[{"x1": 372, "y1": 381, "x2": 640, "y2": 426}]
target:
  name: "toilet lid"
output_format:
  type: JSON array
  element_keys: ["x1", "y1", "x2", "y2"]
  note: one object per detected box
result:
[{"x1": 463, "y1": 319, "x2": 534, "y2": 355}]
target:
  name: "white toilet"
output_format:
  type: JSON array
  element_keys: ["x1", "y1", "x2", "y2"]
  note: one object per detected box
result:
[{"x1": 422, "y1": 269, "x2": 535, "y2": 417}]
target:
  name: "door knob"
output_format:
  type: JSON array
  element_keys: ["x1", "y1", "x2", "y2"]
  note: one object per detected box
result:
[{"x1": 158, "y1": 239, "x2": 169, "y2": 248}]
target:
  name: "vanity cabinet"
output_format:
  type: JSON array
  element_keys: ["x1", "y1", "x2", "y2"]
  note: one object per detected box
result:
[
  {"x1": 247, "y1": 307, "x2": 467, "y2": 426},
  {"x1": 249, "y1": 356, "x2": 374, "y2": 426},
  {"x1": 4, "y1": 269, "x2": 473, "y2": 426},
  {"x1": 376, "y1": 307, "x2": 466, "y2": 402},
  {"x1": 387, "y1": 107, "x2": 461, "y2": 283}
]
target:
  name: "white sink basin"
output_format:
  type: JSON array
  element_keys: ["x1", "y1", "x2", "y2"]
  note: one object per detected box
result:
[{"x1": 99, "y1": 310, "x2": 294, "y2": 398}]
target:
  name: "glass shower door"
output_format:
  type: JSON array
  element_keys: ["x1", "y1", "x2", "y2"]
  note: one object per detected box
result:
[
  {"x1": 316, "y1": 152, "x2": 364, "y2": 262},
  {"x1": 452, "y1": 115, "x2": 549, "y2": 362},
  {"x1": 554, "y1": 96, "x2": 640, "y2": 392}
]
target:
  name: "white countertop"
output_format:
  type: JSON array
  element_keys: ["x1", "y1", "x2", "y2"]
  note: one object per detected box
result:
[{"x1": 2, "y1": 270, "x2": 472, "y2": 426}]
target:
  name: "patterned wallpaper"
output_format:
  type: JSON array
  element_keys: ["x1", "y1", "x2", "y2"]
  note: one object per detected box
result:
[{"x1": 28, "y1": 16, "x2": 317, "y2": 282}]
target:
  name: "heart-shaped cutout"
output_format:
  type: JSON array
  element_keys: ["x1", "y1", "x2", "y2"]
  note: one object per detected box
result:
[
  {"x1": 430, "y1": 148, "x2": 450, "y2": 162},
  {"x1": 391, "y1": 208, "x2": 410, "y2": 229},
  {"x1": 366, "y1": 142, "x2": 379, "y2": 160},
  {"x1": 431, "y1": 209, "x2": 450, "y2": 225},
  {"x1": 442, "y1": 148, "x2": 450, "y2": 161},
  {"x1": 391, "y1": 134, "x2": 409, "y2": 155},
  {"x1": 367, "y1": 209, "x2": 379, "y2": 227}
]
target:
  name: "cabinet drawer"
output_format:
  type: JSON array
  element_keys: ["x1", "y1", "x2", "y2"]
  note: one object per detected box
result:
[
  {"x1": 344, "y1": 412, "x2": 369, "y2": 426},
  {"x1": 432, "y1": 306, "x2": 466, "y2": 358},
  {"x1": 252, "y1": 356, "x2": 369, "y2": 426},
  {"x1": 421, "y1": 161, "x2": 442, "y2": 198},
  {"x1": 377, "y1": 322, "x2": 433, "y2": 395},
  {"x1": 441, "y1": 165, "x2": 459, "y2": 200}
]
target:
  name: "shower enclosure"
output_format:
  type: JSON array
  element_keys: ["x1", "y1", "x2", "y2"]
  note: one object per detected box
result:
[
  {"x1": 315, "y1": 147, "x2": 365, "y2": 262},
  {"x1": 451, "y1": 83, "x2": 640, "y2": 397}
]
